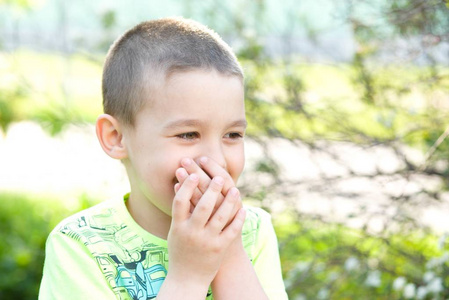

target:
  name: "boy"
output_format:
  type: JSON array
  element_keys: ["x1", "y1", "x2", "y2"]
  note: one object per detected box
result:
[{"x1": 39, "y1": 17, "x2": 287, "y2": 299}]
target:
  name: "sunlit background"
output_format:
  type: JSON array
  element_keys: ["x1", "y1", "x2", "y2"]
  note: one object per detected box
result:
[{"x1": 1, "y1": 0, "x2": 449, "y2": 299}]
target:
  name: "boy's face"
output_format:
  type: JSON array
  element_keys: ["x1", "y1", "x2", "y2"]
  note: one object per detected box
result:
[{"x1": 122, "y1": 69, "x2": 246, "y2": 218}]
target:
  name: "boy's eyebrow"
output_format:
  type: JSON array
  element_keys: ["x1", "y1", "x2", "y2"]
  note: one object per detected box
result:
[
  {"x1": 163, "y1": 119, "x2": 247, "y2": 130},
  {"x1": 163, "y1": 119, "x2": 202, "y2": 129},
  {"x1": 228, "y1": 119, "x2": 248, "y2": 128}
]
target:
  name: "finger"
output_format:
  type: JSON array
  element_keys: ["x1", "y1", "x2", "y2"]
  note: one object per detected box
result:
[
  {"x1": 220, "y1": 208, "x2": 246, "y2": 241},
  {"x1": 174, "y1": 181, "x2": 196, "y2": 214},
  {"x1": 198, "y1": 156, "x2": 235, "y2": 196},
  {"x1": 198, "y1": 156, "x2": 242, "y2": 215},
  {"x1": 180, "y1": 159, "x2": 226, "y2": 214},
  {"x1": 175, "y1": 167, "x2": 203, "y2": 206},
  {"x1": 207, "y1": 187, "x2": 240, "y2": 233},
  {"x1": 190, "y1": 190, "x2": 203, "y2": 207},
  {"x1": 174, "y1": 181, "x2": 201, "y2": 207},
  {"x1": 175, "y1": 167, "x2": 189, "y2": 184},
  {"x1": 190, "y1": 176, "x2": 224, "y2": 228},
  {"x1": 181, "y1": 158, "x2": 211, "y2": 193},
  {"x1": 172, "y1": 174, "x2": 199, "y2": 222}
]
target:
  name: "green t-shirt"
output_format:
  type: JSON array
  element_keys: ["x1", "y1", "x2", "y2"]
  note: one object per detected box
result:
[{"x1": 39, "y1": 196, "x2": 288, "y2": 299}]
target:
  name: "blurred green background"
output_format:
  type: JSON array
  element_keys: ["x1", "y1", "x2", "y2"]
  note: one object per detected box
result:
[{"x1": 1, "y1": 0, "x2": 449, "y2": 299}]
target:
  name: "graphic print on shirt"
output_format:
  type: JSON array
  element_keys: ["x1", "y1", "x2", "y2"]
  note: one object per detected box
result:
[
  {"x1": 59, "y1": 208, "x2": 170, "y2": 299},
  {"x1": 58, "y1": 203, "x2": 260, "y2": 300},
  {"x1": 114, "y1": 261, "x2": 166, "y2": 300}
]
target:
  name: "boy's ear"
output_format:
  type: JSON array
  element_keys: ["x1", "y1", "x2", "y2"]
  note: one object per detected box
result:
[{"x1": 96, "y1": 114, "x2": 128, "y2": 159}]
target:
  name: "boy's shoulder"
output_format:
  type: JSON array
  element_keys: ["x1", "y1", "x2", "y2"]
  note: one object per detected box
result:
[
  {"x1": 244, "y1": 205, "x2": 271, "y2": 218},
  {"x1": 49, "y1": 198, "x2": 123, "y2": 240},
  {"x1": 243, "y1": 205, "x2": 271, "y2": 229},
  {"x1": 241, "y1": 205, "x2": 274, "y2": 254}
]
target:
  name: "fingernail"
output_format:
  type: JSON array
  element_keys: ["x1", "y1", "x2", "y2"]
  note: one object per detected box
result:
[
  {"x1": 199, "y1": 156, "x2": 208, "y2": 165},
  {"x1": 176, "y1": 168, "x2": 187, "y2": 178},
  {"x1": 213, "y1": 176, "x2": 224, "y2": 185},
  {"x1": 182, "y1": 158, "x2": 192, "y2": 166},
  {"x1": 230, "y1": 187, "x2": 239, "y2": 197},
  {"x1": 190, "y1": 174, "x2": 199, "y2": 181}
]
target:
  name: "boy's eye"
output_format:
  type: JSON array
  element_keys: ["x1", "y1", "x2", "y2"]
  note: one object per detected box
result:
[
  {"x1": 224, "y1": 132, "x2": 244, "y2": 139},
  {"x1": 177, "y1": 132, "x2": 199, "y2": 140}
]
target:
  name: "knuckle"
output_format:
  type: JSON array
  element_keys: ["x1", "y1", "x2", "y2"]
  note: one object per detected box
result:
[
  {"x1": 209, "y1": 241, "x2": 222, "y2": 254},
  {"x1": 199, "y1": 181, "x2": 209, "y2": 192},
  {"x1": 173, "y1": 196, "x2": 184, "y2": 206},
  {"x1": 184, "y1": 234, "x2": 197, "y2": 246},
  {"x1": 187, "y1": 176, "x2": 199, "y2": 186},
  {"x1": 229, "y1": 222, "x2": 243, "y2": 236},
  {"x1": 226, "y1": 194, "x2": 237, "y2": 204},
  {"x1": 209, "y1": 182, "x2": 223, "y2": 193},
  {"x1": 196, "y1": 202, "x2": 210, "y2": 213},
  {"x1": 215, "y1": 213, "x2": 225, "y2": 225}
]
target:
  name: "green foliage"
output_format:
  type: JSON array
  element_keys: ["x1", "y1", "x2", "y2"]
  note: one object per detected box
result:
[
  {"x1": 0, "y1": 82, "x2": 28, "y2": 132},
  {"x1": 244, "y1": 58, "x2": 449, "y2": 149},
  {"x1": 33, "y1": 102, "x2": 84, "y2": 136},
  {"x1": 387, "y1": 0, "x2": 449, "y2": 37},
  {"x1": 97, "y1": 9, "x2": 118, "y2": 52},
  {"x1": 276, "y1": 214, "x2": 449, "y2": 299},
  {"x1": 0, "y1": 0, "x2": 42, "y2": 10},
  {"x1": 0, "y1": 193, "x2": 99, "y2": 299},
  {"x1": 0, "y1": 194, "x2": 65, "y2": 299},
  {"x1": 100, "y1": 10, "x2": 116, "y2": 29},
  {"x1": 0, "y1": 51, "x2": 102, "y2": 135}
]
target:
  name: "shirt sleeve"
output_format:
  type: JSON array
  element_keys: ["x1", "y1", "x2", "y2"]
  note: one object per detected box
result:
[
  {"x1": 38, "y1": 230, "x2": 116, "y2": 300},
  {"x1": 252, "y1": 209, "x2": 289, "y2": 300}
]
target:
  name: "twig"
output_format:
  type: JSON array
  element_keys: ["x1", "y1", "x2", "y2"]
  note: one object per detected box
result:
[{"x1": 419, "y1": 124, "x2": 449, "y2": 171}]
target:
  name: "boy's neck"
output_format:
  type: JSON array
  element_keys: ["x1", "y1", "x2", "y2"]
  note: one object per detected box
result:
[{"x1": 125, "y1": 193, "x2": 172, "y2": 240}]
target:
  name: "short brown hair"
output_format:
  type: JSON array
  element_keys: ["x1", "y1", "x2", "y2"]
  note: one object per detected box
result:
[{"x1": 102, "y1": 17, "x2": 244, "y2": 126}]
